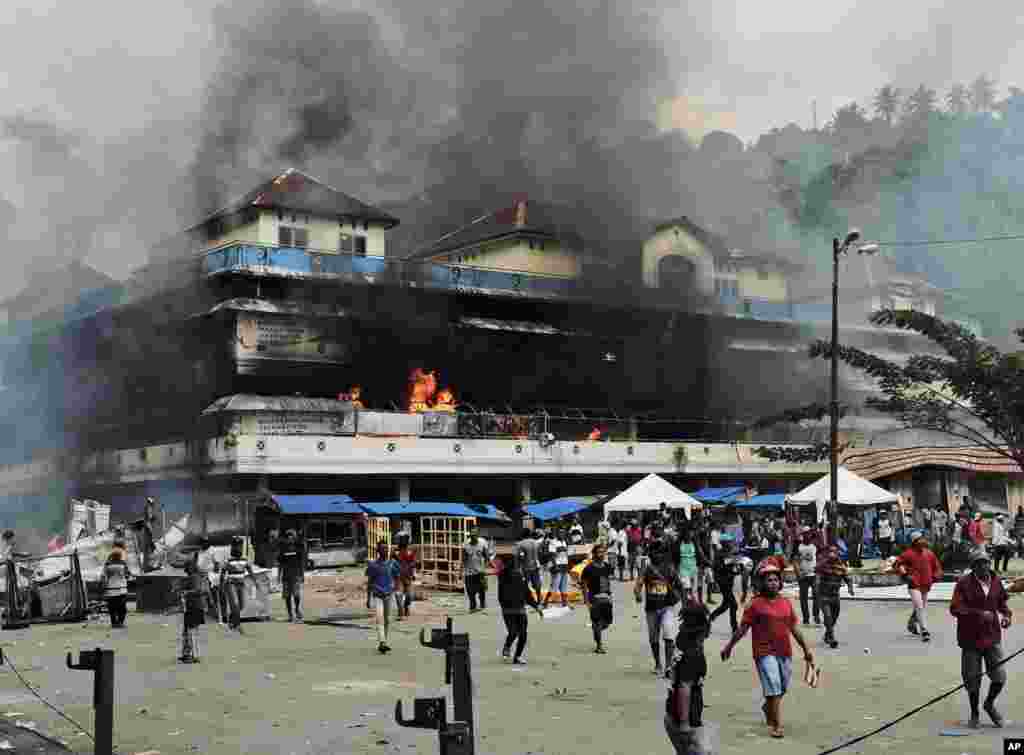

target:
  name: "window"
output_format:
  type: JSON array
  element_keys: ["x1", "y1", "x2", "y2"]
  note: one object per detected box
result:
[
  {"x1": 305, "y1": 519, "x2": 324, "y2": 543},
  {"x1": 324, "y1": 519, "x2": 354, "y2": 545},
  {"x1": 339, "y1": 233, "x2": 353, "y2": 253},
  {"x1": 354, "y1": 236, "x2": 367, "y2": 256},
  {"x1": 279, "y1": 226, "x2": 309, "y2": 248}
]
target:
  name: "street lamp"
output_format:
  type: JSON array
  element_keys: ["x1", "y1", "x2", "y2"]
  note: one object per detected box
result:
[{"x1": 829, "y1": 230, "x2": 879, "y2": 538}]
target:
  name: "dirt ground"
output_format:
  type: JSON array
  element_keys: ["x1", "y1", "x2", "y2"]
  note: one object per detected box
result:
[{"x1": 2, "y1": 570, "x2": 1024, "y2": 755}]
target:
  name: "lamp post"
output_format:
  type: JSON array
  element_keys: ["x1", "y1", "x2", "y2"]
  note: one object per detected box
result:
[{"x1": 829, "y1": 231, "x2": 879, "y2": 540}]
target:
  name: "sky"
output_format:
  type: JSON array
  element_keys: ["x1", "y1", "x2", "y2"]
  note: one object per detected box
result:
[{"x1": 2, "y1": 0, "x2": 1024, "y2": 293}]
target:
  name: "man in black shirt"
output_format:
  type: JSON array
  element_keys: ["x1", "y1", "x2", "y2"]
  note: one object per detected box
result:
[
  {"x1": 581, "y1": 543, "x2": 616, "y2": 654},
  {"x1": 277, "y1": 530, "x2": 306, "y2": 622},
  {"x1": 708, "y1": 541, "x2": 748, "y2": 633},
  {"x1": 665, "y1": 593, "x2": 711, "y2": 753}
]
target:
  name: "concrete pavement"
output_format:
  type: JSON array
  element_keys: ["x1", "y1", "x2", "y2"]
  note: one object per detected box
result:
[{"x1": 1, "y1": 575, "x2": 1023, "y2": 754}]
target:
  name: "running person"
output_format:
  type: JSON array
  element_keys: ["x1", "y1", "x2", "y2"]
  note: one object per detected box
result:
[
  {"x1": 721, "y1": 562, "x2": 814, "y2": 739},
  {"x1": 665, "y1": 589, "x2": 711, "y2": 753},
  {"x1": 708, "y1": 540, "x2": 748, "y2": 633},
  {"x1": 634, "y1": 541, "x2": 685, "y2": 675},
  {"x1": 497, "y1": 554, "x2": 544, "y2": 664},
  {"x1": 816, "y1": 544, "x2": 854, "y2": 648},
  {"x1": 581, "y1": 544, "x2": 615, "y2": 654},
  {"x1": 894, "y1": 530, "x2": 944, "y2": 642}
]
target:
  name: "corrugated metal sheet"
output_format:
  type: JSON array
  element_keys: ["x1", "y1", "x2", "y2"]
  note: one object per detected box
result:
[
  {"x1": 524, "y1": 496, "x2": 602, "y2": 522},
  {"x1": 357, "y1": 501, "x2": 509, "y2": 521},
  {"x1": 691, "y1": 486, "x2": 747, "y2": 503},
  {"x1": 265, "y1": 494, "x2": 359, "y2": 516},
  {"x1": 842, "y1": 446, "x2": 1021, "y2": 480},
  {"x1": 202, "y1": 394, "x2": 356, "y2": 414}
]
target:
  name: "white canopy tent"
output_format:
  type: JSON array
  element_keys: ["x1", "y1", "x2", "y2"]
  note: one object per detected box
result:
[
  {"x1": 603, "y1": 474, "x2": 702, "y2": 519},
  {"x1": 787, "y1": 466, "x2": 899, "y2": 522}
]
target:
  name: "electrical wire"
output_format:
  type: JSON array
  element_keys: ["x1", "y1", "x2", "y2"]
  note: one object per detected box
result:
[
  {"x1": 818, "y1": 643, "x2": 1024, "y2": 754},
  {"x1": 3, "y1": 652, "x2": 95, "y2": 743},
  {"x1": 877, "y1": 233, "x2": 1024, "y2": 247}
]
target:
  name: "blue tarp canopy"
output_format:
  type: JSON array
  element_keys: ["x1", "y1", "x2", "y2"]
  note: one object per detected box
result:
[
  {"x1": 732, "y1": 493, "x2": 787, "y2": 510},
  {"x1": 265, "y1": 494, "x2": 359, "y2": 516},
  {"x1": 524, "y1": 496, "x2": 602, "y2": 522},
  {"x1": 358, "y1": 502, "x2": 510, "y2": 522},
  {"x1": 691, "y1": 487, "x2": 747, "y2": 504}
]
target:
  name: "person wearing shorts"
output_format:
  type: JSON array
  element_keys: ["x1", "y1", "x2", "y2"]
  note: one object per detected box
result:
[
  {"x1": 543, "y1": 532, "x2": 570, "y2": 609},
  {"x1": 635, "y1": 542, "x2": 684, "y2": 675},
  {"x1": 720, "y1": 562, "x2": 813, "y2": 740}
]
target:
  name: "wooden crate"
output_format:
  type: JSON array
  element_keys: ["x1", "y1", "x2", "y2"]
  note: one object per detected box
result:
[{"x1": 418, "y1": 516, "x2": 475, "y2": 592}]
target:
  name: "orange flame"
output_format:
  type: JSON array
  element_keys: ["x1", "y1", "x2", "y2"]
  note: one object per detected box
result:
[
  {"x1": 406, "y1": 369, "x2": 457, "y2": 413},
  {"x1": 587, "y1": 426, "x2": 602, "y2": 441}
]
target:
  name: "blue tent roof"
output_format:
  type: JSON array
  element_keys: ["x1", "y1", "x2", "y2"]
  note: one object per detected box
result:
[
  {"x1": 691, "y1": 487, "x2": 747, "y2": 503},
  {"x1": 267, "y1": 494, "x2": 359, "y2": 515},
  {"x1": 357, "y1": 502, "x2": 509, "y2": 522},
  {"x1": 525, "y1": 497, "x2": 601, "y2": 522},
  {"x1": 733, "y1": 493, "x2": 787, "y2": 509}
]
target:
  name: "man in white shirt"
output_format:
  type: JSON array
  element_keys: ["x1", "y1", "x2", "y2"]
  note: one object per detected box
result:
[
  {"x1": 543, "y1": 531, "x2": 571, "y2": 609},
  {"x1": 610, "y1": 523, "x2": 628, "y2": 581},
  {"x1": 791, "y1": 527, "x2": 820, "y2": 625},
  {"x1": 569, "y1": 519, "x2": 585, "y2": 545},
  {"x1": 992, "y1": 513, "x2": 1013, "y2": 575}
]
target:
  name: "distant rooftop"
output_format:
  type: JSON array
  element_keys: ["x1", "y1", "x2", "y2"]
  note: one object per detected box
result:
[{"x1": 187, "y1": 168, "x2": 400, "y2": 232}]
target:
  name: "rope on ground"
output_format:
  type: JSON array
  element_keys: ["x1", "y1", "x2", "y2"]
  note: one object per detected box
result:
[
  {"x1": 818, "y1": 644, "x2": 1024, "y2": 754},
  {"x1": 3, "y1": 652, "x2": 95, "y2": 743}
]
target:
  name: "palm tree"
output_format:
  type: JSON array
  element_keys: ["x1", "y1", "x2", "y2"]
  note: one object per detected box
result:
[
  {"x1": 873, "y1": 85, "x2": 901, "y2": 125},
  {"x1": 830, "y1": 102, "x2": 869, "y2": 132},
  {"x1": 969, "y1": 75, "x2": 996, "y2": 112},
  {"x1": 904, "y1": 84, "x2": 938, "y2": 123},
  {"x1": 946, "y1": 83, "x2": 970, "y2": 115}
]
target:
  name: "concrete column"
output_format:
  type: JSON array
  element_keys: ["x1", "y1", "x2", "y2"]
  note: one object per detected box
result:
[
  {"x1": 397, "y1": 476, "x2": 411, "y2": 502},
  {"x1": 517, "y1": 477, "x2": 532, "y2": 504}
]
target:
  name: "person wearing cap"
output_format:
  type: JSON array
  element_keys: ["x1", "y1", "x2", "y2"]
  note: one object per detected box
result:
[
  {"x1": 950, "y1": 547, "x2": 1012, "y2": 728},
  {"x1": 721, "y1": 561, "x2": 813, "y2": 739},
  {"x1": 991, "y1": 513, "x2": 1012, "y2": 575},
  {"x1": 277, "y1": 529, "x2": 306, "y2": 622},
  {"x1": 791, "y1": 527, "x2": 820, "y2": 626},
  {"x1": 893, "y1": 530, "x2": 944, "y2": 642}
]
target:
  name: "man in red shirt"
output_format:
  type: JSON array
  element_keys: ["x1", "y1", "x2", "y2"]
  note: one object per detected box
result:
[
  {"x1": 720, "y1": 562, "x2": 814, "y2": 739},
  {"x1": 894, "y1": 530, "x2": 944, "y2": 642},
  {"x1": 950, "y1": 548, "x2": 1012, "y2": 729}
]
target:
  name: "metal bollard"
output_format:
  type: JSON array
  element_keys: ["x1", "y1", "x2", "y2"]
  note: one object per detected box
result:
[{"x1": 67, "y1": 648, "x2": 114, "y2": 755}]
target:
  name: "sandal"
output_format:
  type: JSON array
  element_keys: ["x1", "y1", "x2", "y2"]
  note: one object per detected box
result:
[{"x1": 770, "y1": 727, "x2": 785, "y2": 738}]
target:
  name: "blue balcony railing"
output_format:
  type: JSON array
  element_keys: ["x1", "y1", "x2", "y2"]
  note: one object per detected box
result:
[{"x1": 204, "y1": 243, "x2": 581, "y2": 300}]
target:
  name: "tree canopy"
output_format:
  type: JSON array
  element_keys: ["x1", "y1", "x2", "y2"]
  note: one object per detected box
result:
[{"x1": 754, "y1": 309, "x2": 1024, "y2": 469}]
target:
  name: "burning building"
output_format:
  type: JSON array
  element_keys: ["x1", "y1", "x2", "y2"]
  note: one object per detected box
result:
[{"x1": 0, "y1": 167, "x2": 983, "y2": 530}]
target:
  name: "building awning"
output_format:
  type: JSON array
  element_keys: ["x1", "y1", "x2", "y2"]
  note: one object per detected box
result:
[
  {"x1": 691, "y1": 486, "x2": 747, "y2": 504},
  {"x1": 202, "y1": 394, "x2": 355, "y2": 414},
  {"x1": 262, "y1": 494, "x2": 359, "y2": 516},
  {"x1": 733, "y1": 493, "x2": 787, "y2": 510},
  {"x1": 841, "y1": 446, "x2": 1021, "y2": 480},
  {"x1": 357, "y1": 501, "x2": 510, "y2": 522},
  {"x1": 525, "y1": 496, "x2": 604, "y2": 522}
]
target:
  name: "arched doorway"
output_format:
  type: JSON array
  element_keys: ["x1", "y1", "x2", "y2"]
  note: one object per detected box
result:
[{"x1": 658, "y1": 255, "x2": 697, "y2": 291}]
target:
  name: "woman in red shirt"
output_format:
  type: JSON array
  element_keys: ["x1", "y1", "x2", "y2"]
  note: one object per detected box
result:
[
  {"x1": 720, "y1": 562, "x2": 814, "y2": 739},
  {"x1": 894, "y1": 530, "x2": 943, "y2": 642}
]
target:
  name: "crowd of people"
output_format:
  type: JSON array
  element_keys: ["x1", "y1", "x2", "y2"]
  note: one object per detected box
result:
[{"x1": 71, "y1": 499, "x2": 1024, "y2": 748}]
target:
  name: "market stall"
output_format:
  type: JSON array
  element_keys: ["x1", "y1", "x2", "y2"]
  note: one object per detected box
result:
[{"x1": 603, "y1": 474, "x2": 701, "y2": 518}]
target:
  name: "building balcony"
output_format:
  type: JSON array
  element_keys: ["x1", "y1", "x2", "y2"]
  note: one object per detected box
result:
[{"x1": 203, "y1": 242, "x2": 581, "y2": 300}]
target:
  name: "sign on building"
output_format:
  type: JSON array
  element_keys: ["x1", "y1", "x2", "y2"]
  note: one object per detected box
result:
[{"x1": 235, "y1": 314, "x2": 349, "y2": 365}]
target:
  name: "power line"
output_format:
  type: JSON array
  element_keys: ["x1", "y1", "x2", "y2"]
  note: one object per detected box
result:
[
  {"x1": 3, "y1": 652, "x2": 96, "y2": 744},
  {"x1": 877, "y1": 232, "x2": 1024, "y2": 248}
]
